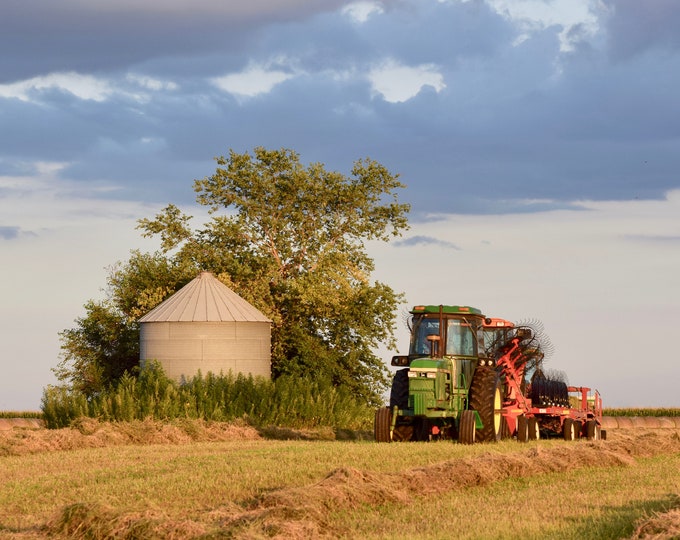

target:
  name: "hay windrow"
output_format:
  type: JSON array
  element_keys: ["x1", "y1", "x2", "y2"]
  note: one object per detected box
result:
[
  {"x1": 628, "y1": 498, "x2": 680, "y2": 540},
  {"x1": 0, "y1": 418, "x2": 261, "y2": 456}
]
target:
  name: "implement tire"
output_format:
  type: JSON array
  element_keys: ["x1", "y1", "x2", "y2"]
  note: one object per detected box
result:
[
  {"x1": 528, "y1": 416, "x2": 540, "y2": 440},
  {"x1": 469, "y1": 367, "x2": 503, "y2": 442},
  {"x1": 374, "y1": 407, "x2": 392, "y2": 443},
  {"x1": 517, "y1": 415, "x2": 529, "y2": 443}
]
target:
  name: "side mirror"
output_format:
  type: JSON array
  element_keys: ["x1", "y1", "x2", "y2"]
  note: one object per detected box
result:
[{"x1": 391, "y1": 355, "x2": 410, "y2": 367}]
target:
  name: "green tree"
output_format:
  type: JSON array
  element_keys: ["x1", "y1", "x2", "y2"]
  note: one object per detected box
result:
[
  {"x1": 54, "y1": 252, "x2": 196, "y2": 397},
  {"x1": 58, "y1": 147, "x2": 409, "y2": 404}
]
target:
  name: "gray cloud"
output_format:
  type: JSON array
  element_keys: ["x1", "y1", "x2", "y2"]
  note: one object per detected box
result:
[
  {"x1": 0, "y1": 226, "x2": 37, "y2": 240},
  {"x1": 603, "y1": 0, "x2": 680, "y2": 61},
  {"x1": 1, "y1": 0, "x2": 680, "y2": 216},
  {"x1": 394, "y1": 235, "x2": 460, "y2": 250},
  {"x1": 0, "y1": 1, "x2": 346, "y2": 83},
  {"x1": 0, "y1": 226, "x2": 20, "y2": 240}
]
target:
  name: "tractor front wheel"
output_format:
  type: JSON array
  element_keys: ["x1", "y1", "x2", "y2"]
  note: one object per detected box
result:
[
  {"x1": 389, "y1": 369, "x2": 409, "y2": 409},
  {"x1": 458, "y1": 410, "x2": 476, "y2": 445},
  {"x1": 374, "y1": 407, "x2": 392, "y2": 443}
]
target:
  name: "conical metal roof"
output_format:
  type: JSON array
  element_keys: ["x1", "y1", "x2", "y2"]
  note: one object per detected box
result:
[{"x1": 138, "y1": 271, "x2": 271, "y2": 323}]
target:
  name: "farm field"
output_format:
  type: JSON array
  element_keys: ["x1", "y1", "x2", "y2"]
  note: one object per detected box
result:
[{"x1": 1, "y1": 421, "x2": 679, "y2": 539}]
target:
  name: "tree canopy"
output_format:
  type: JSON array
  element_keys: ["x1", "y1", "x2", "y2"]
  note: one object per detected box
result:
[{"x1": 56, "y1": 147, "x2": 410, "y2": 405}]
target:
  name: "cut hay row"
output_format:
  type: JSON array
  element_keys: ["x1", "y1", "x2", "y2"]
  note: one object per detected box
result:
[
  {"x1": 602, "y1": 416, "x2": 680, "y2": 429},
  {"x1": 3, "y1": 415, "x2": 678, "y2": 433},
  {"x1": 42, "y1": 430, "x2": 680, "y2": 539},
  {"x1": 629, "y1": 505, "x2": 680, "y2": 539},
  {"x1": 0, "y1": 418, "x2": 43, "y2": 431}
]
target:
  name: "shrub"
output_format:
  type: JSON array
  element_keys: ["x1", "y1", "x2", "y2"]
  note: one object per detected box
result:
[{"x1": 40, "y1": 364, "x2": 373, "y2": 431}]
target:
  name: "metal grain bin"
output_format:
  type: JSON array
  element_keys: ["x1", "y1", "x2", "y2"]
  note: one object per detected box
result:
[{"x1": 138, "y1": 272, "x2": 272, "y2": 381}]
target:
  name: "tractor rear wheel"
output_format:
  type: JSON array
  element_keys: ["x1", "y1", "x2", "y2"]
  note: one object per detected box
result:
[
  {"x1": 458, "y1": 410, "x2": 476, "y2": 445},
  {"x1": 563, "y1": 418, "x2": 576, "y2": 441},
  {"x1": 374, "y1": 407, "x2": 392, "y2": 443},
  {"x1": 469, "y1": 367, "x2": 503, "y2": 442}
]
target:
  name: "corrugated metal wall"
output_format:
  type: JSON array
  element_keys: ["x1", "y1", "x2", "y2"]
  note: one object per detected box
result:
[{"x1": 140, "y1": 320, "x2": 271, "y2": 381}]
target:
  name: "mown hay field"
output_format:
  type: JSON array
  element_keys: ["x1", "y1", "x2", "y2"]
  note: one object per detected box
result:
[{"x1": 1, "y1": 420, "x2": 679, "y2": 539}]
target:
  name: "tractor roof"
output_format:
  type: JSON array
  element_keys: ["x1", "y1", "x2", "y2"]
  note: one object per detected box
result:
[{"x1": 410, "y1": 305, "x2": 483, "y2": 316}]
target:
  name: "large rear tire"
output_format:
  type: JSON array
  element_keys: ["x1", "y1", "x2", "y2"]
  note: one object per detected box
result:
[
  {"x1": 458, "y1": 410, "x2": 476, "y2": 445},
  {"x1": 469, "y1": 367, "x2": 503, "y2": 442},
  {"x1": 374, "y1": 407, "x2": 392, "y2": 442}
]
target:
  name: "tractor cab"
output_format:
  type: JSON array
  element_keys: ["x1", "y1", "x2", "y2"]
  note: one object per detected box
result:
[{"x1": 407, "y1": 305, "x2": 485, "y2": 359}]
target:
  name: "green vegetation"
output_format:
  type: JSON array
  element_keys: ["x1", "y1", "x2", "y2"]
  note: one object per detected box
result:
[
  {"x1": 56, "y1": 147, "x2": 409, "y2": 406},
  {"x1": 0, "y1": 411, "x2": 43, "y2": 419},
  {"x1": 41, "y1": 363, "x2": 373, "y2": 430},
  {"x1": 604, "y1": 408, "x2": 680, "y2": 417}
]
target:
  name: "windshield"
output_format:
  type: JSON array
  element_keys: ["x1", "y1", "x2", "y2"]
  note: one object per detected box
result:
[
  {"x1": 446, "y1": 319, "x2": 475, "y2": 356},
  {"x1": 410, "y1": 317, "x2": 440, "y2": 355},
  {"x1": 410, "y1": 316, "x2": 477, "y2": 356}
]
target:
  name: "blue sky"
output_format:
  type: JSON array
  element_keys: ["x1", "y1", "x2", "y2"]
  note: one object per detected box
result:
[{"x1": 1, "y1": 0, "x2": 679, "y2": 409}]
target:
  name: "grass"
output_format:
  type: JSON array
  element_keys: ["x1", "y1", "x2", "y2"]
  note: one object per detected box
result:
[
  {"x1": 0, "y1": 411, "x2": 42, "y2": 419},
  {"x1": 1, "y1": 426, "x2": 679, "y2": 538}
]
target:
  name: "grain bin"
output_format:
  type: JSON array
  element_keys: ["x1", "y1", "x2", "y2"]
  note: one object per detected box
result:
[{"x1": 138, "y1": 271, "x2": 272, "y2": 381}]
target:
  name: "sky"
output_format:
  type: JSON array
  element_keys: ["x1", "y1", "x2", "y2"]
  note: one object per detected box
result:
[{"x1": 1, "y1": 0, "x2": 679, "y2": 410}]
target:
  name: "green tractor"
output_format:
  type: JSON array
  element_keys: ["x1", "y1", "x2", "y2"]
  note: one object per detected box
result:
[{"x1": 374, "y1": 305, "x2": 503, "y2": 444}]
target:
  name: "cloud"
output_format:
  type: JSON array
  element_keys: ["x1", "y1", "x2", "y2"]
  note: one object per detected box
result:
[
  {"x1": 0, "y1": 226, "x2": 21, "y2": 240},
  {"x1": 342, "y1": 1, "x2": 384, "y2": 23},
  {"x1": 394, "y1": 235, "x2": 460, "y2": 250},
  {"x1": 0, "y1": 1, "x2": 346, "y2": 83},
  {"x1": 485, "y1": 0, "x2": 602, "y2": 51},
  {"x1": 0, "y1": 73, "x2": 115, "y2": 102},
  {"x1": 368, "y1": 59, "x2": 446, "y2": 103},
  {"x1": 603, "y1": 0, "x2": 680, "y2": 60},
  {"x1": 212, "y1": 64, "x2": 296, "y2": 98}
]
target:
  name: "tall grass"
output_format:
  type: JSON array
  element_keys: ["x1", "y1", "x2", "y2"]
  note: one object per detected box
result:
[
  {"x1": 0, "y1": 411, "x2": 43, "y2": 419},
  {"x1": 41, "y1": 364, "x2": 373, "y2": 431}
]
